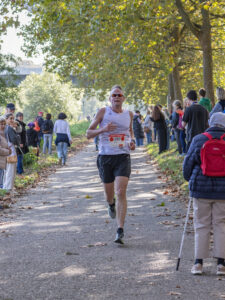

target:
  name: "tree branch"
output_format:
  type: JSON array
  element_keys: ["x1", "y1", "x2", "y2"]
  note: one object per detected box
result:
[{"x1": 175, "y1": 0, "x2": 201, "y2": 39}]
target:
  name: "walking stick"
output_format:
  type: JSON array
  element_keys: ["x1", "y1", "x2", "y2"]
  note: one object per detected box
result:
[{"x1": 176, "y1": 197, "x2": 193, "y2": 271}]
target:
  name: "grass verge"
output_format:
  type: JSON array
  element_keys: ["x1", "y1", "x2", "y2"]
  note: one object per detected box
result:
[
  {"x1": 15, "y1": 120, "x2": 89, "y2": 191},
  {"x1": 147, "y1": 141, "x2": 188, "y2": 195}
]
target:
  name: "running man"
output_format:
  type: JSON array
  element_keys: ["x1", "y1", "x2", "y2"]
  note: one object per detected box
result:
[{"x1": 86, "y1": 85, "x2": 135, "y2": 244}]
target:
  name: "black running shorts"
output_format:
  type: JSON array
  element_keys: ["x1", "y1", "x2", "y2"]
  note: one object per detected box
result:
[{"x1": 97, "y1": 154, "x2": 131, "y2": 183}]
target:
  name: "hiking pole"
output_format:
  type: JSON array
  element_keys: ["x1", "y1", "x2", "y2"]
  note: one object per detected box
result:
[{"x1": 176, "y1": 197, "x2": 193, "y2": 271}]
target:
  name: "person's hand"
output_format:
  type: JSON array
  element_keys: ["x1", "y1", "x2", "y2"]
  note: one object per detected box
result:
[
  {"x1": 129, "y1": 140, "x2": 136, "y2": 151},
  {"x1": 102, "y1": 122, "x2": 117, "y2": 132},
  {"x1": 20, "y1": 144, "x2": 23, "y2": 147}
]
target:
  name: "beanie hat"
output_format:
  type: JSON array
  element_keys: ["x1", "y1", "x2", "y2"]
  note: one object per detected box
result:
[{"x1": 209, "y1": 112, "x2": 225, "y2": 129}]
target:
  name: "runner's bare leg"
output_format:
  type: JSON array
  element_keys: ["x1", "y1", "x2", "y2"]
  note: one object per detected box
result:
[
  {"x1": 103, "y1": 182, "x2": 115, "y2": 205},
  {"x1": 115, "y1": 176, "x2": 129, "y2": 228}
]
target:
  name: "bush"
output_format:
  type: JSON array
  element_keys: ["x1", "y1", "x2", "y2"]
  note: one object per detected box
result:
[
  {"x1": 23, "y1": 151, "x2": 38, "y2": 167},
  {"x1": 70, "y1": 120, "x2": 90, "y2": 137}
]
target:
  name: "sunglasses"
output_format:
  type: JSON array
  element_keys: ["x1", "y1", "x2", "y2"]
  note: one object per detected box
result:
[{"x1": 111, "y1": 94, "x2": 124, "y2": 98}]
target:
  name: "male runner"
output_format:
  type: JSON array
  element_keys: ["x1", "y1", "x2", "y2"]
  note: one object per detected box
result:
[{"x1": 86, "y1": 85, "x2": 135, "y2": 244}]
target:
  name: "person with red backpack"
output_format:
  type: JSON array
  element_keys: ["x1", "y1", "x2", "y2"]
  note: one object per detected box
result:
[{"x1": 183, "y1": 112, "x2": 225, "y2": 276}]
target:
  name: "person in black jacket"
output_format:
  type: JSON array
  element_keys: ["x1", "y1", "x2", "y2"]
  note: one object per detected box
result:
[
  {"x1": 27, "y1": 122, "x2": 39, "y2": 156},
  {"x1": 42, "y1": 113, "x2": 54, "y2": 155},
  {"x1": 16, "y1": 112, "x2": 29, "y2": 174},
  {"x1": 150, "y1": 105, "x2": 167, "y2": 154},
  {"x1": 183, "y1": 112, "x2": 225, "y2": 276},
  {"x1": 133, "y1": 111, "x2": 144, "y2": 146},
  {"x1": 36, "y1": 111, "x2": 44, "y2": 146}
]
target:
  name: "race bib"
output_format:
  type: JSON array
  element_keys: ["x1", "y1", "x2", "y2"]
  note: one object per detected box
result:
[{"x1": 109, "y1": 134, "x2": 125, "y2": 148}]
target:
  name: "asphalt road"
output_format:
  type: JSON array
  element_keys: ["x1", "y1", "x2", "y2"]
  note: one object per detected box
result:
[{"x1": 0, "y1": 144, "x2": 225, "y2": 300}]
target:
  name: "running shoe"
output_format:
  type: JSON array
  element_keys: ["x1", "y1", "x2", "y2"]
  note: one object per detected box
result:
[
  {"x1": 191, "y1": 263, "x2": 203, "y2": 275},
  {"x1": 114, "y1": 228, "x2": 124, "y2": 244},
  {"x1": 108, "y1": 200, "x2": 116, "y2": 219},
  {"x1": 217, "y1": 264, "x2": 225, "y2": 275}
]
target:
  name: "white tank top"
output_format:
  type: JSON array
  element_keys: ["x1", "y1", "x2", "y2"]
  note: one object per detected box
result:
[{"x1": 99, "y1": 106, "x2": 131, "y2": 155}]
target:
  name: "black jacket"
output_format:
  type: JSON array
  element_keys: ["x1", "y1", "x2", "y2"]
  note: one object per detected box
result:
[
  {"x1": 183, "y1": 127, "x2": 225, "y2": 200},
  {"x1": 16, "y1": 119, "x2": 29, "y2": 155},
  {"x1": 133, "y1": 115, "x2": 144, "y2": 139},
  {"x1": 41, "y1": 119, "x2": 54, "y2": 134},
  {"x1": 27, "y1": 128, "x2": 38, "y2": 147}
]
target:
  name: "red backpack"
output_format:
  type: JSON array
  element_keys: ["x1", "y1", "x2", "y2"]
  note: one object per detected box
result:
[{"x1": 200, "y1": 132, "x2": 225, "y2": 176}]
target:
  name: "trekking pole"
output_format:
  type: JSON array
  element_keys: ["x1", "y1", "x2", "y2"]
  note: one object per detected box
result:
[{"x1": 176, "y1": 197, "x2": 193, "y2": 271}]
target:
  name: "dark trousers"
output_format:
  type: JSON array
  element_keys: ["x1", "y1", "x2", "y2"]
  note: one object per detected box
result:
[
  {"x1": 175, "y1": 129, "x2": 182, "y2": 154},
  {"x1": 17, "y1": 154, "x2": 24, "y2": 174},
  {"x1": 157, "y1": 128, "x2": 167, "y2": 154},
  {"x1": 179, "y1": 130, "x2": 186, "y2": 153}
]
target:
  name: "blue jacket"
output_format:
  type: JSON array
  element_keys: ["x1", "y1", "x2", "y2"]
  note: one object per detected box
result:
[{"x1": 183, "y1": 127, "x2": 225, "y2": 200}]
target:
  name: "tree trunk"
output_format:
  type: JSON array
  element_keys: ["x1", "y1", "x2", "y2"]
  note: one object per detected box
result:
[
  {"x1": 200, "y1": 9, "x2": 215, "y2": 106},
  {"x1": 168, "y1": 72, "x2": 175, "y2": 111},
  {"x1": 172, "y1": 65, "x2": 183, "y2": 101}
]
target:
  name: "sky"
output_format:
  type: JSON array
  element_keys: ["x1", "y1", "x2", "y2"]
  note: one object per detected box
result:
[{"x1": 1, "y1": 11, "x2": 44, "y2": 65}]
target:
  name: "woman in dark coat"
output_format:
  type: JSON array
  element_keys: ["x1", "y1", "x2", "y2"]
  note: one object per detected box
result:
[
  {"x1": 133, "y1": 111, "x2": 144, "y2": 146},
  {"x1": 150, "y1": 105, "x2": 167, "y2": 154},
  {"x1": 16, "y1": 112, "x2": 29, "y2": 174},
  {"x1": 183, "y1": 112, "x2": 225, "y2": 275}
]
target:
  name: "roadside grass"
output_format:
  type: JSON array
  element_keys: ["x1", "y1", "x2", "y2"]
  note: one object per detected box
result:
[
  {"x1": 70, "y1": 120, "x2": 90, "y2": 137},
  {"x1": 147, "y1": 141, "x2": 188, "y2": 194},
  {"x1": 15, "y1": 120, "x2": 89, "y2": 190}
]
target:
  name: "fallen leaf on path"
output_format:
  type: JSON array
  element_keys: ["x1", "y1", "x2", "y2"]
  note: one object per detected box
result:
[
  {"x1": 85, "y1": 195, "x2": 93, "y2": 199},
  {"x1": 81, "y1": 242, "x2": 107, "y2": 248},
  {"x1": 176, "y1": 285, "x2": 181, "y2": 288},
  {"x1": 136, "y1": 170, "x2": 139, "y2": 174},
  {"x1": 168, "y1": 291, "x2": 181, "y2": 296},
  {"x1": 163, "y1": 191, "x2": 169, "y2": 195},
  {"x1": 105, "y1": 220, "x2": 109, "y2": 224},
  {"x1": 150, "y1": 198, "x2": 156, "y2": 200},
  {"x1": 65, "y1": 252, "x2": 79, "y2": 256},
  {"x1": 157, "y1": 202, "x2": 165, "y2": 207},
  {"x1": 128, "y1": 213, "x2": 135, "y2": 216}
]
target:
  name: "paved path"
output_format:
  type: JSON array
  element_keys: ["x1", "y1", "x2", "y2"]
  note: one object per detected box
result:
[{"x1": 0, "y1": 144, "x2": 225, "y2": 300}]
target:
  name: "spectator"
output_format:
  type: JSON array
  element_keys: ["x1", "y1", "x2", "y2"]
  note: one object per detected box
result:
[
  {"x1": 209, "y1": 87, "x2": 225, "y2": 118},
  {"x1": 27, "y1": 122, "x2": 39, "y2": 156},
  {"x1": 35, "y1": 112, "x2": 44, "y2": 147},
  {"x1": 15, "y1": 112, "x2": 29, "y2": 174},
  {"x1": 0, "y1": 117, "x2": 11, "y2": 189},
  {"x1": 199, "y1": 88, "x2": 212, "y2": 112},
  {"x1": 143, "y1": 110, "x2": 153, "y2": 144},
  {"x1": 162, "y1": 107, "x2": 171, "y2": 150},
  {"x1": 4, "y1": 103, "x2": 22, "y2": 134},
  {"x1": 182, "y1": 90, "x2": 209, "y2": 151},
  {"x1": 150, "y1": 105, "x2": 167, "y2": 154},
  {"x1": 42, "y1": 113, "x2": 54, "y2": 155},
  {"x1": 171, "y1": 100, "x2": 186, "y2": 155},
  {"x1": 183, "y1": 112, "x2": 225, "y2": 275},
  {"x1": 54, "y1": 113, "x2": 72, "y2": 165},
  {"x1": 3, "y1": 113, "x2": 20, "y2": 192},
  {"x1": 133, "y1": 110, "x2": 144, "y2": 146}
]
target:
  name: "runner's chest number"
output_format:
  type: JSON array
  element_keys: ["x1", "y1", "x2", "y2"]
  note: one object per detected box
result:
[{"x1": 109, "y1": 134, "x2": 126, "y2": 148}]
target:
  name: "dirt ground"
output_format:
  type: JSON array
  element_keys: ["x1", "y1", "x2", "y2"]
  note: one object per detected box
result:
[{"x1": 0, "y1": 144, "x2": 225, "y2": 300}]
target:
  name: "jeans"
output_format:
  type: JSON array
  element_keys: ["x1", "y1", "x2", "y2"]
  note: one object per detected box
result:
[
  {"x1": 136, "y1": 138, "x2": 144, "y2": 147},
  {"x1": 179, "y1": 130, "x2": 186, "y2": 153},
  {"x1": 175, "y1": 129, "x2": 182, "y2": 154},
  {"x1": 166, "y1": 127, "x2": 170, "y2": 150},
  {"x1": 17, "y1": 154, "x2": 24, "y2": 174},
  {"x1": 0, "y1": 169, "x2": 4, "y2": 188},
  {"x1": 145, "y1": 130, "x2": 152, "y2": 144},
  {"x1": 43, "y1": 134, "x2": 53, "y2": 154},
  {"x1": 57, "y1": 142, "x2": 68, "y2": 164}
]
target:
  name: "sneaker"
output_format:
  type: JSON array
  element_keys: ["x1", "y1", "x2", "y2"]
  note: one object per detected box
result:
[
  {"x1": 114, "y1": 228, "x2": 124, "y2": 244},
  {"x1": 191, "y1": 263, "x2": 203, "y2": 275},
  {"x1": 108, "y1": 201, "x2": 116, "y2": 219},
  {"x1": 217, "y1": 264, "x2": 225, "y2": 275}
]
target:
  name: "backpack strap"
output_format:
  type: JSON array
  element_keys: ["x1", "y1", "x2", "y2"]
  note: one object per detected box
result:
[
  {"x1": 220, "y1": 133, "x2": 225, "y2": 140},
  {"x1": 202, "y1": 132, "x2": 212, "y2": 140}
]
